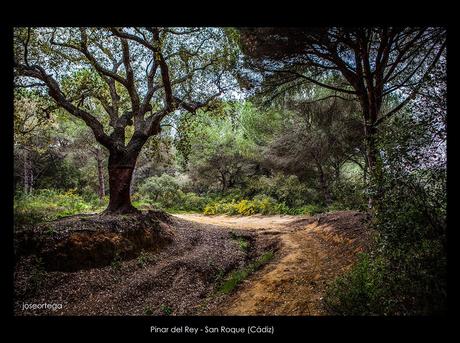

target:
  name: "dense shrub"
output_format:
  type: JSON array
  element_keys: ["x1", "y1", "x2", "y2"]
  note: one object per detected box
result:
[
  {"x1": 138, "y1": 174, "x2": 181, "y2": 208},
  {"x1": 203, "y1": 195, "x2": 324, "y2": 216},
  {"x1": 14, "y1": 189, "x2": 105, "y2": 226},
  {"x1": 173, "y1": 191, "x2": 210, "y2": 212},
  {"x1": 324, "y1": 172, "x2": 447, "y2": 315},
  {"x1": 203, "y1": 199, "x2": 238, "y2": 215},
  {"x1": 295, "y1": 204, "x2": 325, "y2": 216},
  {"x1": 247, "y1": 174, "x2": 317, "y2": 208},
  {"x1": 137, "y1": 173, "x2": 214, "y2": 212},
  {"x1": 330, "y1": 179, "x2": 367, "y2": 212},
  {"x1": 325, "y1": 238, "x2": 447, "y2": 315},
  {"x1": 324, "y1": 253, "x2": 387, "y2": 315}
]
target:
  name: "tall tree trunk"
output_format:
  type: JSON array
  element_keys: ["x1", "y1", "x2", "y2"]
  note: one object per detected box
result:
[
  {"x1": 317, "y1": 164, "x2": 332, "y2": 205},
  {"x1": 363, "y1": 117, "x2": 383, "y2": 209},
  {"x1": 95, "y1": 148, "x2": 105, "y2": 203},
  {"x1": 311, "y1": 153, "x2": 332, "y2": 206},
  {"x1": 23, "y1": 149, "x2": 29, "y2": 194},
  {"x1": 103, "y1": 149, "x2": 141, "y2": 214},
  {"x1": 23, "y1": 148, "x2": 33, "y2": 194},
  {"x1": 363, "y1": 154, "x2": 368, "y2": 185},
  {"x1": 29, "y1": 167, "x2": 33, "y2": 194}
]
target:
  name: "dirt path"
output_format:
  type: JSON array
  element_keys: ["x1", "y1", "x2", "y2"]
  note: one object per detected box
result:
[
  {"x1": 174, "y1": 211, "x2": 370, "y2": 315},
  {"x1": 174, "y1": 214, "x2": 307, "y2": 230},
  {"x1": 14, "y1": 211, "x2": 369, "y2": 316},
  {"x1": 14, "y1": 215, "x2": 267, "y2": 316}
]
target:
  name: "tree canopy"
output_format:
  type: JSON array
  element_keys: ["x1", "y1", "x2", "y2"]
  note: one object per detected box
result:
[{"x1": 13, "y1": 27, "x2": 447, "y2": 315}]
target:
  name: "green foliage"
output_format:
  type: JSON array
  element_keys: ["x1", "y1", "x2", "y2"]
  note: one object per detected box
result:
[
  {"x1": 178, "y1": 105, "x2": 259, "y2": 193},
  {"x1": 247, "y1": 174, "x2": 316, "y2": 208},
  {"x1": 137, "y1": 250, "x2": 152, "y2": 268},
  {"x1": 203, "y1": 195, "x2": 324, "y2": 216},
  {"x1": 324, "y1": 169, "x2": 447, "y2": 315},
  {"x1": 160, "y1": 305, "x2": 173, "y2": 316},
  {"x1": 239, "y1": 103, "x2": 285, "y2": 149},
  {"x1": 14, "y1": 89, "x2": 53, "y2": 143},
  {"x1": 203, "y1": 199, "x2": 238, "y2": 215},
  {"x1": 37, "y1": 158, "x2": 89, "y2": 191},
  {"x1": 144, "y1": 307, "x2": 153, "y2": 315},
  {"x1": 218, "y1": 269, "x2": 248, "y2": 295},
  {"x1": 13, "y1": 28, "x2": 446, "y2": 317},
  {"x1": 111, "y1": 253, "x2": 122, "y2": 271},
  {"x1": 14, "y1": 189, "x2": 105, "y2": 226},
  {"x1": 376, "y1": 171, "x2": 446, "y2": 246},
  {"x1": 324, "y1": 253, "x2": 387, "y2": 315},
  {"x1": 138, "y1": 174, "x2": 181, "y2": 208},
  {"x1": 182, "y1": 192, "x2": 209, "y2": 211},
  {"x1": 325, "y1": 237, "x2": 447, "y2": 315},
  {"x1": 173, "y1": 191, "x2": 209, "y2": 212},
  {"x1": 230, "y1": 232, "x2": 250, "y2": 251},
  {"x1": 217, "y1": 251, "x2": 274, "y2": 294},
  {"x1": 295, "y1": 204, "x2": 324, "y2": 216},
  {"x1": 136, "y1": 174, "x2": 211, "y2": 212},
  {"x1": 330, "y1": 172, "x2": 367, "y2": 211},
  {"x1": 324, "y1": 66, "x2": 447, "y2": 315}
]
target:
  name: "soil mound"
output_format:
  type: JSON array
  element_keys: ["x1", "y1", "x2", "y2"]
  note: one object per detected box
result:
[
  {"x1": 14, "y1": 216, "x2": 275, "y2": 315},
  {"x1": 14, "y1": 210, "x2": 174, "y2": 272}
]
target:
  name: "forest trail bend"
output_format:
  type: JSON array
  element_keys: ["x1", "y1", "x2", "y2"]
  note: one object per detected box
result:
[{"x1": 174, "y1": 212, "x2": 371, "y2": 315}]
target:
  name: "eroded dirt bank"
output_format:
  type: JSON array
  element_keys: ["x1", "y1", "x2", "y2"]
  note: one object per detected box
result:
[
  {"x1": 14, "y1": 211, "x2": 370, "y2": 316},
  {"x1": 14, "y1": 213, "x2": 277, "y2": 315}
]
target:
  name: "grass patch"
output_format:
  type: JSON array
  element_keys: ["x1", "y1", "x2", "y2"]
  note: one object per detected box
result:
[
  {"x1": 229, "y1": 232, "x2": 250, "y2": 252},
  {"x1": 136, "y1": 250, "x2": 152, "y2": 268},
  {"x1": 144, "y1": 307, "x2": 153, "y2": 315},
  {"x1": 217, "y1": 250, "x2": 274, "y2": 294},
  {"x1": 44, "y1": 226, "x2": 57, "y2": 236},
  {"x1": 111, "y1": 252, "x2": 122, "y2": 271},
  {"x1": 160, "y1": 304, "x2": 173, "y2": 316},
  {"x1": 14, "y1": 189, "x2": 106, "y2": 226}
]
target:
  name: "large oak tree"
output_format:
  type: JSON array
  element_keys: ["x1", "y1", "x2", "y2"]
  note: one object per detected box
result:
[{"x1": 14, "y1": 27, "x2": 238, "y2": 214}]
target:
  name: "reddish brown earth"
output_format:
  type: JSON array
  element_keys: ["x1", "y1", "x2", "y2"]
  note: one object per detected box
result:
[
  {"x1": 174, "y1": 211, "x2": 372, "y2": 315},
  {"x1": 14, "y1": 211, "x2": 371, "y2": 316}
]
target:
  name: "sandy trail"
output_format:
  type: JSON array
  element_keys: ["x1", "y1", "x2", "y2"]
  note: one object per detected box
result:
[
  {"x1": 174, "y1": 211, "x2": 370, "y2": 315},
  {"x1": 14, "y1": 211, "x2": 369, "y2": 316},
  {"x1": 174, "y1": 214, "x2": 307, "y2": 230}
]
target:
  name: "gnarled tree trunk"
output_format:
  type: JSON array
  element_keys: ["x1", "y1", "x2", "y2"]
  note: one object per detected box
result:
[
  {"x1": 95, "y1": 148, "x2": 106, "y2": 203},
  {"x1": 104, "y1": 149, "x2": 141, "y2": 215}
]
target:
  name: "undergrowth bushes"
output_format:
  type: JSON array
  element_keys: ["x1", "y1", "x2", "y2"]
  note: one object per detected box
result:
[
  {"x1": 203, "y1": 195, "x2": 324, "y2": 216},
  {"x1": 137, "y1": 174, "x2": 210, "y2": 212},
  {"x1": 324, "y1": 239, "x2": 447, "y2": 315},
  {"x1": 14, "y1": 186, "x2": 347, "y2": 227},
  {"x1": 14, "y1": 189, "x2": 106, "y2": 226},
  {"x1": 134, "y1": 172, "x2": 359, "y2": 215},
  {"x1": 324, "y1": 172, "x2": 447, "y2": 315}
]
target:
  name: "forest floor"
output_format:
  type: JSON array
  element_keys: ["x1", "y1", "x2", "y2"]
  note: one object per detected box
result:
[
  {"x1": 175, "y1": 212, "x2": 372, "y2": 315},
  {"x1": 14, "y1": 211, "x2": 371, "y2": 316}
]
